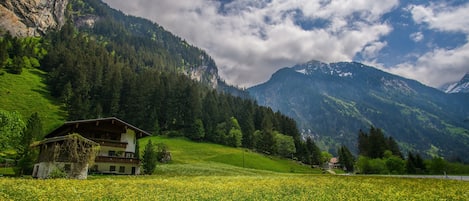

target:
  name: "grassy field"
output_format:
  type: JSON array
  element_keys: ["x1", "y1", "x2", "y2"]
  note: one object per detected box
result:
[
  {"x1": 141, "y1": 136, "x2": 323, "y2": 174},
  {"x1": 1, "y1": 137, "x2": 468, "y2": 200},
  {"x1": 0, "y1": 68, "x2": 65, "y2": 134},
  {"x1": 1, "y1": 172, "x2": 468, "y2": 200},
  {"x1": 1, "y1": 70, "x2": 467, "y2": 200},
  {"x1": 0, "y1": 167, "x2": 14, "y2": 176}
]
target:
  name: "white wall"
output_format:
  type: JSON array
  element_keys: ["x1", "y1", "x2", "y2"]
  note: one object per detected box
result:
[
  {"x1": 121, "y1": 129, "x2": 136, "y2": 153},
  {"x1": 98, "y1": 146, "x2": 126, "y2": 157},
  {"x1": 32, "y1": 162, "x2": 88, "y2": 179},
  {"x1": 93, "y1": 162, "x2": 140, "y2": 175}
]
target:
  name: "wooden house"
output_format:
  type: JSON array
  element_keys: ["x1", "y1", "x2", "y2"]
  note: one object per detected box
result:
[{"x1": 33, "y1": 117, "x2": 150, "y2": 179}]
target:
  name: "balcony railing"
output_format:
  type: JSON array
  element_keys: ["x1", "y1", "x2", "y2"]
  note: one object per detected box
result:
[
  {"x1": 90, "y1": 138, "x2": 128, "y2": 148},
  {"x1": 95, "y1": 156, "x2": 140, "y2": 164}
]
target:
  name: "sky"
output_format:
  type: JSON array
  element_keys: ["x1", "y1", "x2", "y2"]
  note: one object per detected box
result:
[{"x1": 102, "y1": 0, "x2": 469, "y2": 88}]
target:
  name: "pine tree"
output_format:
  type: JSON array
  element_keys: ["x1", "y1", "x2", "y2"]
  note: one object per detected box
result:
[
  {"x1": 406, "y1": 152, "x2": 417, "y2": 174},
  {"x1": 386, "y1": 136, "x2": 402, "y2": 158},
  {"x1": 338, "y1": 145, "x2": 355, "y2": 172},
  {"x1": 306, "y1": 137, "x2": 322, "y2": 166},
  {"x1": 16, "y1": 112, "x2": 42, "y2": 176},
  {"x1": 368, "y1": 126, "x2": 386, "y2": 158},
  {"x1": 0, "y1": 36, "x2": 10, "y2": 69},
  {"x1": 187, "y1": 119, "x2": 205, "y2": 141},
  {"x1": 142, "y1": 140, "x2": 157, "y2": 175},
  {"x1": 260, "y1": 113, "x2": 275, "y2": 154},
  {"x1": 357, "y1": 129, "x2": 369, "y2": 157}
]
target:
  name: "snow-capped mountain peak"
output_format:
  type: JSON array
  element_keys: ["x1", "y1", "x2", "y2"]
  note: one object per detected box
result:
[
  {"x1": 292, "y1": 60, "x2": 356, "y2": 78},
  {"x1": 443, "y1": 73, "x2": 469, "y2": 93}
]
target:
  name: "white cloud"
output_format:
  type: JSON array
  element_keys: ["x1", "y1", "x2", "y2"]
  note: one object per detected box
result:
[
  {"x1": 410, "y1": 32, "x2": 424, "y2": 42},
  {"x1": 389, "y1": 43, "x2": 469, "y2": 88},
  {"x1": 103, "y1": 0, "x2": 398, "y2": 87},
  {"x1": 409, "y1": 3, "x2": 469, "y2": 33},
  {"x1": 388, "y1": 2, "x2": 469, "y2": 87}
]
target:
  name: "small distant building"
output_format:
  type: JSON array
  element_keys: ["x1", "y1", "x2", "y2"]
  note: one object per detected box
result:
[
  {"x1": 33, "y1": 117, "x2": 150, "y2": 179},
  {"x1": 328, "y1": 157, "x2": 341, "y2": 169}
]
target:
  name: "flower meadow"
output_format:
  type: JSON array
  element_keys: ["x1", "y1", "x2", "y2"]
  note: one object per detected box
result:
[{"x1": 1, "y1": 174, "x2": 467, "y2": 200}]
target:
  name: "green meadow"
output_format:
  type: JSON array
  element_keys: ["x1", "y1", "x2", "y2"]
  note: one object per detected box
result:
[
  {"x1": 141, "y1": 136, "x2": 323, "y2": 175},
  {"x1": 0, "y1": 68, "x2": 65, "y2": 133}
]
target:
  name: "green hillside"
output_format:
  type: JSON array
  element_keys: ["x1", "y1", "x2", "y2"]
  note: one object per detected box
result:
[
  {"x1": 139, "y1": 136, "x2": 323, "y2": 175},
  {"x1": 0, "y1": 68, "x2": 65, "y2": 134}
]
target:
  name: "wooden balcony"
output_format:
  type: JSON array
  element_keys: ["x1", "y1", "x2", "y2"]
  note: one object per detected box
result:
[
  {"x1": 90, "y1": 138, "x2": 127, "y2": 148},
  {"x1": 95, "y1": 156, "x2": 140, "y2": 164}
]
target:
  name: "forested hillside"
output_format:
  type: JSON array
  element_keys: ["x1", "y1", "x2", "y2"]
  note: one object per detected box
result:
[
  {"x1": 0, "y1": 0, "x2": 322, "y2": 164},
  {"x1": 248, "y1": 61, "x2": 469, "y2": 161}
]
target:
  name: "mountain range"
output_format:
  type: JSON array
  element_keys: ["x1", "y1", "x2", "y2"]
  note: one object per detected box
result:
[
  {"x1": 2, "y1": 0, "x2": 468, "y2": 161},
  {"x1": 248, "y1": 61, "x2": 469, "y2": 161}
]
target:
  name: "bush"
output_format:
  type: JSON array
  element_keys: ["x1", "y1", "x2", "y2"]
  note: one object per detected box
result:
[
  {"x1": 48, "y1": 168, "x2": 68, "y2": 179},
  {"x1": 385, "y1": 156, "x2": 405, "y2": 174},
  {"x1": 156, "y1": 143, "x2": 171, "y2": 163},
  {"x1": 357, "y1": 156, "x2": 388, "y2": 174},
  {"x1": 428, "y1": 157, "x2": 448, "y2": 174}
]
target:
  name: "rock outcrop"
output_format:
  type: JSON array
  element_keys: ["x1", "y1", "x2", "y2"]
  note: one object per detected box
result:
[{"x1": 0, "y1": 0, "x2": 68, "y2": 37}]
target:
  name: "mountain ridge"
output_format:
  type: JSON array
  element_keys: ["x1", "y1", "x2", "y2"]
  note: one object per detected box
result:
[
  {"x1": 0, "y1": 0, "x2": 248, "y2": 95},
  {"x1": 248, "y1": 60, "x2": 469, "y2": 161}
]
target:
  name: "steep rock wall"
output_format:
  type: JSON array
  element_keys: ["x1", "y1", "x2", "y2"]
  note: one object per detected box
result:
[{"x1": 0, "y1": 0, "x2": 68, "y2": 36}]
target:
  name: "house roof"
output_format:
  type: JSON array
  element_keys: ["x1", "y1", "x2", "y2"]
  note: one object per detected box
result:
[
  {"x1": 45, "y1": 117, "x2": 151, "y2": 138},
  {"x1": 33, "y1": 134, "x2": 100, "y2": 147}
]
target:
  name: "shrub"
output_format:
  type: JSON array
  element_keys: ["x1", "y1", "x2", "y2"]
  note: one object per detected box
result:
[
  {"x1": 156, "y1": 143, "x2": 171, "y2": 163},
  {"x1": 48, "y1": 168, "x2": 68, "y2": 179}
]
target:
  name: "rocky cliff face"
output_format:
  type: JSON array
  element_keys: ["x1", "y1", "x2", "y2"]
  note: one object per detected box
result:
[{"x1": 0, "y1": 0, "x2": 68, "y2": 37}]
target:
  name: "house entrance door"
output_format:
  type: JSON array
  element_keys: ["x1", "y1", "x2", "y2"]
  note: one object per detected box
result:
[{"x1": 131, "y1": 167, "x2": 136, "y2": 175}]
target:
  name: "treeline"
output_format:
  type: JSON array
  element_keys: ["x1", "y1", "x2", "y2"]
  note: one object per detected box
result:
[
  {"x1": 0, "y1": 0, "x2": 323, "y2": 163},
  {"x1": 0, "y1": 9, "x2": 329, "y2": 164},
  {"x1": 0, "y1": 33, "x2": 46, "y2": 74},
  {"x1": 38, "y1": 23, "x2": 302, "y2": 155},
  {"x1": 337, "y1": 126, "x2": 469, "y2": 174}
]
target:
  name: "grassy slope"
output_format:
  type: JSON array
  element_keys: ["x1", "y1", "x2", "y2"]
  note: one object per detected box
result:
[
  {"x1": 139, "y1": 136, "x2": 324, "y2": 175},
  {"x1": 0, "y1": 68, "x2": 65, "y2": 134},
  {"x1": 0, "y1": 68, "x2": 321, "y2": 175}
]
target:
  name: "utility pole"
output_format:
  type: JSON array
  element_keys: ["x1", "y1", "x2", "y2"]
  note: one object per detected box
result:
[{"x1": 243, "y1": 149, "x2": 245, "y2": 168}]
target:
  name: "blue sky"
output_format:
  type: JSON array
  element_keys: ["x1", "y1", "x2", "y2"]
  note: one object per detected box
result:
[{"x1": 103, "y1": 0, "x2": 469, "y2": 88}]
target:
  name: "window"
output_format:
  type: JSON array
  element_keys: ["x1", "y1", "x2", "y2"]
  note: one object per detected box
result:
[
  {"x1": 108, "y1": 150, "x2": 116, "y2": 157},
  {"x1": 119, "y1": 166, "x2": 125, "y2": 173},
  {"x1": 64, "y1": 164, "x2": 71, "y2": 172},
  {"x1": 125, "y1": 152, "x2": 134, "y2": 158},
  {"x1": 110, "y1": 135, "x2": 119, "y2": 141},
  {"x1": 110, "y1": 166, "x2": 116, "y2": 172}
]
